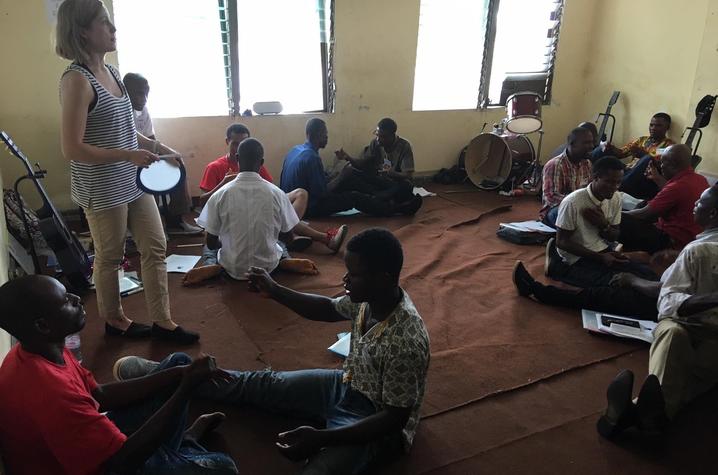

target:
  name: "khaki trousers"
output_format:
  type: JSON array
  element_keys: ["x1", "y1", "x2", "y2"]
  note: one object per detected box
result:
[
  {"x1": 84, "y1": 193, "x2": 171, "y2": 325},
  {"x1": 649, "y1": 318, "x2": 718, "y2": 418}
]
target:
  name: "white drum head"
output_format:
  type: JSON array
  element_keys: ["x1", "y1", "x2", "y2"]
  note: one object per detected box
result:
[
  {"x1": 137, "y1": 159, "x2": 183, "y2": 194},
  {"x1": 506, "y1": 117, "x2": 543, "y2": 134}
]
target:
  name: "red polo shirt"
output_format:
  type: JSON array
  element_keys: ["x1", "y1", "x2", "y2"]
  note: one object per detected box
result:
[
  {"x1": 648, "y1": 169, "x2": 709, "y2": 248},
  {"x1": 200, "y1": 154, "x2": 273, "y2": 191}
]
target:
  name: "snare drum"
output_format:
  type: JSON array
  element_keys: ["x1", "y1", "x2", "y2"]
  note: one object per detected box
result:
[
  {"x1": 136, "y1": 157, "x2": 186, "y2": 195},
  {"x1": 464, "y1": 133, "x2": 535, "y2": 190},
  {"x1": 505, "y1": 91, "x2": 542, "y2": 134}
]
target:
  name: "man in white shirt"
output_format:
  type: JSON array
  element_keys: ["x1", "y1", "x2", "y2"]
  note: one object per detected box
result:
[
  {"x1": 545, "y1": 156, "x2": 657, "y2": 288},
  {"x1": 192, "y1": 138, "x2": 317, "y2": 281},
  {"x1": 597, "y1": 184, "x2": 718, "y2": 438}
]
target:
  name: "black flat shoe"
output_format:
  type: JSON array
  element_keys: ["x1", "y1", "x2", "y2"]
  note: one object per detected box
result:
[
  {"x1": 636, "y1": 374, "x2": 668, "y2": 436},
  {"x1": 105, "y1": 322, "x2": 152, "y2": 338},
  {"x1": 151, "y1": 324, "x2": 200, "y2": 345},
  {"x1": 597, "y1": 369, "x2": 637, "y2": 439}
]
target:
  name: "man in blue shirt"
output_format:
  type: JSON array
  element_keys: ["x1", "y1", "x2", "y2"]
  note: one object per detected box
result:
[{"x1": 280, "y1": 119, "x2": 422, "y2": 218}]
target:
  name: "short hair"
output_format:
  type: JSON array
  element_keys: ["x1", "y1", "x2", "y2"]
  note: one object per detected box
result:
[
  {"x1": 122, "y1": 73, "x2": 149, "y2": 92},
  {"x1": 578, "y1": 121, "x2": 598, "y2": 138},
  {"x1": 346, "y1": 228, "x2": 403, "y2": 284},
  {"x1": 567, "y1": 127, "x2": 592, "y2": 144},
  {"x1": 592, "y1": 156, "x2": 625, "y2": 177},
  {"x1": 653, "y1": 112, "x2": 672, "y2": 126},
  {"x1": 305, "y1": 118, "x2": 327, "y2": 138},
  {"x1": 237, "y1": 138, "x2": 264, "y2": 168},
  {"x1": 0, "y1": 276, "x2": 52, "y2": 339},
  {"x1": 55, "y1": 0, "x2": 105, "y2": 64},
  {"x1": 377, "y1": 118, "x2": 398, "y2": 134},
  {"x1": 226, "y1": 123, "x2": 251, "y2": 140}
]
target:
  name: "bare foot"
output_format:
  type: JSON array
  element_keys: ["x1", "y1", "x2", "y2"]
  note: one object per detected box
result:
[
  {"x1": 183, "y1": 264, "x2": 223, "y2": 286},
  {"x1": 278, "y1": 258, "x2": 319, "y2": 275},
  {"x1": 184, "y1": 412, "x2": 226, "y2": 442}
]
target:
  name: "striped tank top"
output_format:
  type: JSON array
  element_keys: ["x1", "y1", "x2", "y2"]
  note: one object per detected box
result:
[{"x1": 62, "y1": 63, "x2": 143, "y2": 211}]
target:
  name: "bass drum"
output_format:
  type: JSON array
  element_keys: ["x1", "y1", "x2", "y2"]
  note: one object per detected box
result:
[{"x1": 464, "y1": 133, "x2": 535, "y2": 190}]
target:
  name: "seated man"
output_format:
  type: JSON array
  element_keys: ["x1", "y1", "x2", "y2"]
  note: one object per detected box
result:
[
  {"x1": 123, "y1": 72, "x2": 203, "y2": 235},
  {"x1": 547, "y1": 121, "x2": 599, "y2": 162},
  {"x1": 602, "y1": 112, "x2": 675, "y2": 200},
  {"x1": 620, "y1": 144, "x2": 708, "y2": 253},
  {"x1": 280, "y1": 118, "x2": 422, "y2": 218},
  {"x1": 541, "y1": 127, "x2": 594, "y2": 227},
  {"x1": 118, "y1": 228, "x2": 430, "y2": 475},
  {"x1": 200, "y1": 124, "x2": 347, "y2": 253},
  {"x1": 190, "y1": 138, "x2": 320, "y2": 284},
  {"x1": 333, "y1": 118, "x2": 415, "y2": 206},
  {"x1": 597, "y1": 183, "x2": 718, "y2": 438},
  {"x1": 545, "y1": 156, "x2": 657, "y2": 288},
  {"x1": 0, "y1": 275, "x2": 237, "y2": 475}
]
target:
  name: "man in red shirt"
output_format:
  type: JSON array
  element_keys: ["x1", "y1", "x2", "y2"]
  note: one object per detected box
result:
[
  {"x1": 620, "y1": 144, "x2": 709, "y2": 253},
  {"x1": 0, "y1": 275, "x2": 237, "y2": 475},
  {"x1": 199, "y1": 123, "x2": 347, "y2": 253}
]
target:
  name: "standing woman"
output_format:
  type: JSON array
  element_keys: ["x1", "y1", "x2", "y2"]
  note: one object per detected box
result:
[{"x1": 56, "y1": 0, "x2": 199, "y2": 344}]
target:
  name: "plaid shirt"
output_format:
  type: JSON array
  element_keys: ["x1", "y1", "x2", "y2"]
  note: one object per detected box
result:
[{"x1": 541, "y1": 151, "x2": 592, "y2": 217}]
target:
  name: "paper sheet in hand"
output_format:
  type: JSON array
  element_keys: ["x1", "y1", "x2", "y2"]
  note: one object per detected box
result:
[
  {"x1": 328, "y1": 332, "x2": 351, "y2": 358},
  {"x1": 413, "y1": 187, "x2": 436, "y2": 197},
  {"x1": 499, "y1": 220, "x2": 556, "y2": 234},
  {"x1": 165, "y1": 255, "x2": 202, "y2": 273},
  {"x1": 582, "y1": 309, "x2": 657, "y2": 343}
]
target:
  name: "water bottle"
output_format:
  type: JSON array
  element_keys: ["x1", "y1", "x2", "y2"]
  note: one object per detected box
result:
[{"x1": 65, "y1": 333, "x2": 82, "y2": 363}]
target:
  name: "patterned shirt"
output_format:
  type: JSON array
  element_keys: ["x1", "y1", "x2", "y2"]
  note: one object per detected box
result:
[
  {"x1": 360, "y1": 136, "x2": 415, "y2": 173},
  {"x1": 333, "y1": 290, "x2": 430, "y2": 450},
  {"x1": 541, "y1": 151, "x2": 592, "y2": 217},
  {"x1": 617, "y1": 136, "x2": 674, "y2": 168}
]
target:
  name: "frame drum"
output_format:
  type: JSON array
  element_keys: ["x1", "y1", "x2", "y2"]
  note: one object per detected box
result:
[
  {"x1": 136, "y1": 157, "x2": 186, "y2": 195},
  {"x1": 505, "y1": 91, "x2": 542, "y2": 134},
  {"x1": 464, "y1": 133, "x2": 535, "y2": 190}
]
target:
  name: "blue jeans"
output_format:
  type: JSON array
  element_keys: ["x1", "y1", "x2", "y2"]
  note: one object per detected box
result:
[
  {"x1": 107, "y1": 353, "x2": 238, "y2": 475},
  {"x1": 620, "y1": 154, "x2": 659, "y2": 200},
  {"x1": 544, "y1": 206, "x2": 559, "y2": 228},
  {"x1": 197, "y1": 369, "x2": 402, "y2": 475}
]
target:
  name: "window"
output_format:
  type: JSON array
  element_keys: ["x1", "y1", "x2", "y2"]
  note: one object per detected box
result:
[
  {"x1": 114, "y1": 0, "x2": 334, "y2": 118},
  {"x1": 412, "y1": 0, "x2": 563, "y2": 111}
]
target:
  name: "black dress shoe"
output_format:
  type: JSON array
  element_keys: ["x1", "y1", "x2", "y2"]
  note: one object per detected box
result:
[
  {"x1": 151, "y1": 324, "x2": 200, "y2": 345},
  {"x1": 636, "y1": 374, "x2": 669, "y2": 435},
  {"x1": 512, "y1": 261, "x2": 535, "y2": 297},
  {"x1": 105, "y1": 322, "x2": 152, "y2": 338},
  {"x1": 597, "y1": 369, "x2": 637, "y2": 439}
]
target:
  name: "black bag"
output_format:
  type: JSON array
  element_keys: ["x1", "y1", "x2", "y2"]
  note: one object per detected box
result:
[{"x1": 496, "y1": 225, "x2": 552, "y2": 245}]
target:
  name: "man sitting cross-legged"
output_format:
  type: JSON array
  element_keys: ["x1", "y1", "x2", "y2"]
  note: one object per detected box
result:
[
  {"x1": 545, "y1": 156, "x2": 658, "y2": 288},
  {"x1": 596, "y1": 183, "x2": 718, "y2": 438},
  {"x1": 199, "y1": 123, "x2": 347, "y2": 254},
  {"x1": 185, "y1": 138, "x2": 320, "y2": 285},
  {"x1": 0, "y1": 275, "x2": 237, "y2": 475},
  {"x1": 119, "y1": 228, "x2": 431, "y2": 475},
  {"x1": 620, "y1": 144, "x2": 708, "y2": 253}
]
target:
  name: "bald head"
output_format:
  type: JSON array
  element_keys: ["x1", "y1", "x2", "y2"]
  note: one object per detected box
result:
[{"x1": 660, "y1": 144, "x2": 692, "y2": 179}]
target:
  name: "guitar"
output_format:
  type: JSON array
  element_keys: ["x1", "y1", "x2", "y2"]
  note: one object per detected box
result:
[
  {"x1": 1, "y1": 131, "x2": 92, "y2": 290},
  {"x1": 681, "y1": 94, "x2": 717, "y2": 169},
  {"x1": 596, "y1": 91, "x2": 621, "y2": 143}
]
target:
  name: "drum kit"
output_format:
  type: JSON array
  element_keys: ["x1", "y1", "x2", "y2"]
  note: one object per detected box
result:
[{"x1": 464, "y1": 91, "x2": 544, "y2": 192}]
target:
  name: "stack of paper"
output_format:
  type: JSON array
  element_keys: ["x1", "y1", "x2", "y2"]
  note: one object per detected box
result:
[
  {"x1": 581, "y1": 309, "x2": 656, "y2": 343},
  {"x1": 413, "y1": 187, "x2": 436, "y2": 197},
  {"x1": 499, "y1": 220, "x2": 556, "y2": 234},
  {"x1": 165, "y1": 254, "x2": 202, "y2": 273}
]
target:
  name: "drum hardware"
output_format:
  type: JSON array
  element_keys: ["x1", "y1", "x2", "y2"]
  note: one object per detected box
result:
[{"x1": 136, "y1": 156, "x2": 187, "y2": 237}]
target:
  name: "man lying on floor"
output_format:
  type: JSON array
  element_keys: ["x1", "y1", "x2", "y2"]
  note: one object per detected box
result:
[
  {"x1": 0, "y1": 275, "x2": 238, "y2": 475},
  {"x1": 545, "y1": 156, "x2": 658, "y2": 288},
  {"x1": 185, "y1": 138, "x2": 330, "y2": 285},
  {"x1": 199, "y1": 123, "x2": 346, "y2": 254},
  {"x1": 120, "y1": 228, "x2": 431, "y2": 475},
  {"x1": 596, "y1": 182, "x2": 718, "y2": 439},
  {"x1": 280, "y1": 118, "x2": 422, "y2": 218},
  {"x1": 620, "y1": 144, "x2": 708, "y2": 253}
]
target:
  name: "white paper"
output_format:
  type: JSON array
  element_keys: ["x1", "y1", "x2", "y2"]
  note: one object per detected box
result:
[
  {"x1": 413, "y1": 187, "x2": 436, "y2": 197},
  {"x1": 499, "y1": 220, "x2": 556, "y2": 234},
  {"x1": 165, "y1": 254, "x2": 202, "y2": 273},
  {"x1": 621, "y1": 192, "x2": 643, "y2": 211},
  {"x1": 328, "y1": 332, "x2": 351, "y2": 358},
  {"x1": 582, "y1": 309, "x2": 656, "y2": 343},
  {"x1": 332, "y1": 208, "x2": 361, "y2": 217}
]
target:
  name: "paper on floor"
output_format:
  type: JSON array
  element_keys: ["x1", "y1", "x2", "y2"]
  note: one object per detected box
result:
[
  {"x1": 499, "y1": 220, "x2": 556, "y2": 234},
  {"x1": 165, "y1": 254, "x2": 202, "y2": 273},
  {"x1": 413, "y1": 186, "x2": 436, "y2": 197}
]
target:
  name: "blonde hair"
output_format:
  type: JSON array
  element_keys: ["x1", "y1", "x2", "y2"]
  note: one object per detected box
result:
[{"x1": 55, "y1": 0, "x2": 105, "y2": 64}]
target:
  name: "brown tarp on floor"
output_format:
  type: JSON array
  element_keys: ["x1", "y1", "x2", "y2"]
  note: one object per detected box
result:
[{"x1": 81, "y1": 184, "x2": 717, "y2": 474}]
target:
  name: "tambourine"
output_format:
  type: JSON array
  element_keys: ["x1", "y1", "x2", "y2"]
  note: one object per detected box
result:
[{"x1": 136, "y1": 154, "x2": 186, "y2": 195}]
